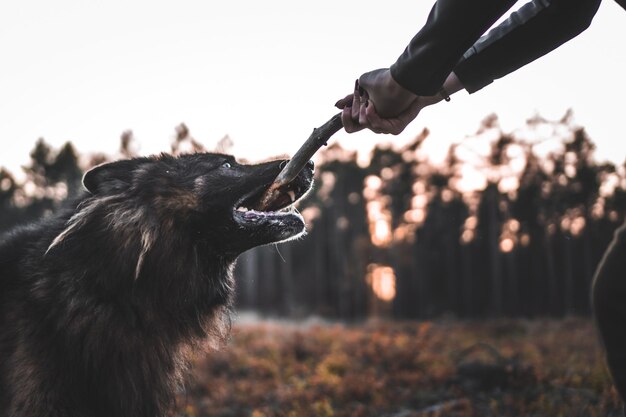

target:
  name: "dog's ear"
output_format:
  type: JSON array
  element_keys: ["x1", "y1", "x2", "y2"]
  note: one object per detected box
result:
[{"x1": 82, "y1": 160, "x2": 138, "y2": 194}]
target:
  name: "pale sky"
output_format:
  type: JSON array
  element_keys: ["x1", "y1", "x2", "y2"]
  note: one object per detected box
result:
[{"x1": 1, "y1": 0, "x2": 625, "y2": 180}]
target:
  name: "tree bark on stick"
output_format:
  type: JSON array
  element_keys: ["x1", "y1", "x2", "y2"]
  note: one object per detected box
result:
[{"x1": 254, "y1": 112, "x2": 343, "y2": 210}]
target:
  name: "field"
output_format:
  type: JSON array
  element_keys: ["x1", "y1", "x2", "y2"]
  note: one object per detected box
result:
[{"x1": 179, "y1": 318, "x2": 622, "y2": 417}]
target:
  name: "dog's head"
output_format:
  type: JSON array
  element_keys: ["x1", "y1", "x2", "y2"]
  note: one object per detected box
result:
[{"x1": 81, "y1": 153, "x2": 314, "y2": 255}]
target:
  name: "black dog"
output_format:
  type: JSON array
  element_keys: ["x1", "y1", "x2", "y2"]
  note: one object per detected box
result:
[{"x1": 0, "y1": 153, "x2": 313, "y2": 417}]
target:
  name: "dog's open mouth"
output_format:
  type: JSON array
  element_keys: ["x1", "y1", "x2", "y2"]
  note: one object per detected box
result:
[{"x1": 232, "y1": 180, "x2": 310, "y2": 232}]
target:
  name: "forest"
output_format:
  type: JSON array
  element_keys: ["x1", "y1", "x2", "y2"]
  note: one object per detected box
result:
[
  {"x1": 2, "y1": 111, "x2": 624, "y2": 320},
  {"x1": 2, "y1": 112, "x2": 625, "y2": 416}
]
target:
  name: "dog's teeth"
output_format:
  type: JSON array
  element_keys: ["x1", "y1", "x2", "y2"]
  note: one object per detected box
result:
[
  {"x1": 287, "y1": 190, "x2": 296, "y2": 202},
  {"x1": 237, "y1": 206, "x2": 249, "y2": 212}
]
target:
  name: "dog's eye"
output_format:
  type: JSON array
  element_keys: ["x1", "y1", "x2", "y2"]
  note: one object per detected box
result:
[{"x1": 222, "y1": 162, "x2": 232, "y2": 169}]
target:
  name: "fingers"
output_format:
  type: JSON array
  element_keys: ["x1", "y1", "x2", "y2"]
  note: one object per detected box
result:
[
  {"x1": 351, "y1": 79, "x2": 362, "y2": 121},
  {"x1": 334, "y1": 94, "x2": 353, "y2": 109},
  {"x1": 362, "y1": 98, "x2": 422, "y2": 135},
  {"x1": 341, "y1": 106, "x2": 359, "y2": 133},
  {"x1": 339, "y1": 80, "x2": 368, "y2": 134},
  {"x1": 340, "y1": 83, "x2": 382, "y2": 134},
  {"x1": 339, "y1": 78, "x2": 421, "y2": 135},
  {"x1": 363, "y1": 103, "x2": 387, "y2": 134},
  {"x1": 358, "y1": 97, "x2": 368, "y2": 126}
]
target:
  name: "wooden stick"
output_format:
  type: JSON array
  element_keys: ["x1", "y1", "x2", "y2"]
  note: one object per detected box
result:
[{"x1": 255, "y1": 112, "x2": 343, "y2": 210}]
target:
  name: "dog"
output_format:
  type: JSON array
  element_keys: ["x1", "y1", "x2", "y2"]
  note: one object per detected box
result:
[{"x1": 0, "y1": 152, "x2": 314, "y2": 417}]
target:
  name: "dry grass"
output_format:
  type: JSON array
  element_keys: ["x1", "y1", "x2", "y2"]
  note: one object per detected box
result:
[{"x1": 177, "y1": 318, "x2": 622, "y2": 417}]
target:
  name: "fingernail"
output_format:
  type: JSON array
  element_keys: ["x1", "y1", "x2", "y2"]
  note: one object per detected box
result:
[
  {"x1": 354, "y1": 79, "x2": 359, "y2": 91},
  {"x1": 365, "y1": 100, "x2": 369, "y2": 108}
]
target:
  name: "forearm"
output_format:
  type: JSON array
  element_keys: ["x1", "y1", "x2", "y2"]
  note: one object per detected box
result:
[
  {"x1": 390, "y1": 0, "x2": 517, "y2": 96},
  {"x1": 454, "y1": 0, "x2": 602, "y2": 93}
]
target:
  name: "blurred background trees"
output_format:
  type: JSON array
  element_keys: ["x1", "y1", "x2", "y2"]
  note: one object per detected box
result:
[{"x1": 2, "y1": 111, "x2": 624, "y2": 320}]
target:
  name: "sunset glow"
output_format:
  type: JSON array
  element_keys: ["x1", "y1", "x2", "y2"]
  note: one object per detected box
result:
[
  {"x1": 367, "y1": 264, "x2": 396, "y2": 302},
  {"x1": 499, "y1": 238, "x2": 515, "y2": 253},
  {"x1": 364, "y1": 176, "x2": 393, "y2": 247}
]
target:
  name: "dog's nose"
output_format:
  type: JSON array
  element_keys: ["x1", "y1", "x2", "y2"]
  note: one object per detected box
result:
[{"x1": 306, "y1": 159, "x2": 315, "y2": 170}]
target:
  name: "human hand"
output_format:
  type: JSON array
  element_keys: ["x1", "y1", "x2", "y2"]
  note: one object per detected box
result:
[
  {"x1": 334, "y1": 87, "x2": 424, "y2": 135},
  {"x1": 356, "y1": 68, "x2": 417, "y2": 118},
  {"x1": 335, "y1": 69, "x2": 461, "y2": 135},
  {"x1": 335, "y1": 68, "x2": 423, "y2": 135}
]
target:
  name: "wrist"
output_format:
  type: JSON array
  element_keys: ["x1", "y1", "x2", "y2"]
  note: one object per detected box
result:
[
  {"x1": 442, "y1": 72, "x2": 464, "y2": 96},
  {"x1": 438, "y1": 86, "x2": 451, "y2": 102},
  {"x1": 423, "y1": 72, "x2": 465, "y2": 107},
  {"x1": 386, "y1": 70, "x2": 418, "y2": 103}
]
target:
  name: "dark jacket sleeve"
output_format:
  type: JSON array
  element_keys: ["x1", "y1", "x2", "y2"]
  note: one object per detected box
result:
[
  {"x1": 389, "y1": 0, "x2": 517, "y2": 96},
  {"x1": 453, "y1": 0, "x2": 602, "y2": 93}
]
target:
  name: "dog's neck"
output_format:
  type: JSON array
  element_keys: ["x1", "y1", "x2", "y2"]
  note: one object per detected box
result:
[{"x1": 35, "y1": 213, "x2": 235, "y2": 417}]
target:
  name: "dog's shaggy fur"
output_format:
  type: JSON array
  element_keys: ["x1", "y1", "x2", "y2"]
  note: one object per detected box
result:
[{"x1": 0, "y1": 153, "x2": 313, "y2": 417}]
